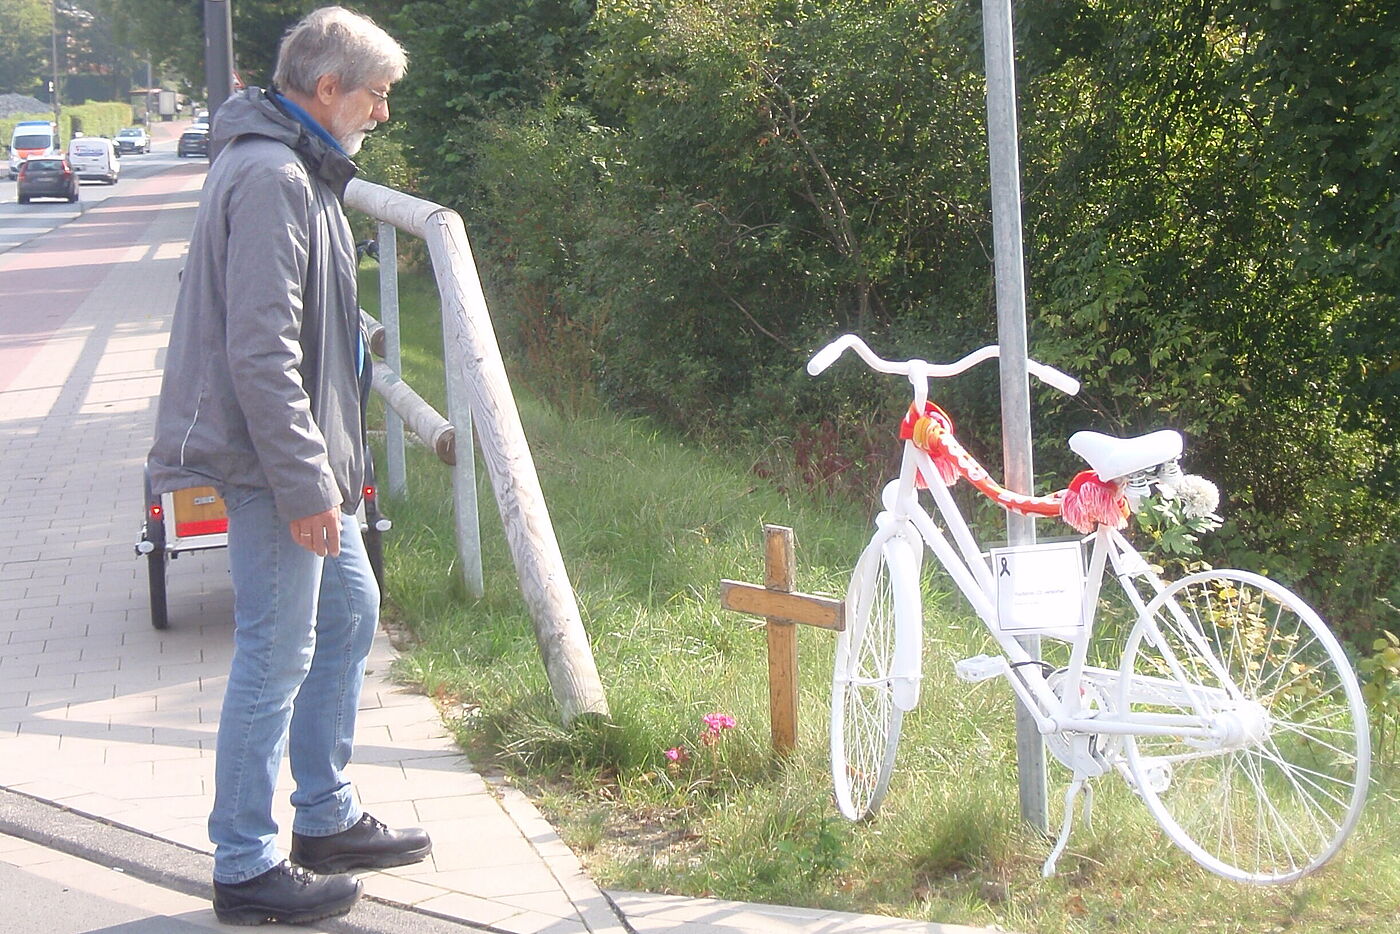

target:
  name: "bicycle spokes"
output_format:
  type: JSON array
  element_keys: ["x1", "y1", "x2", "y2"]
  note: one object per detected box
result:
[{"x1": 1122, "y1": 571, "x2": 1369, "y2": 883}]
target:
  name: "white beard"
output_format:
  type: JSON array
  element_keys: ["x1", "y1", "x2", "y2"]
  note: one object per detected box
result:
[
  {"x1": 340, "y1": 131, "x2": 367, "y2": 156},
  {"x1": 330, "y1": 109, "x2": 376, "y2": 157}
]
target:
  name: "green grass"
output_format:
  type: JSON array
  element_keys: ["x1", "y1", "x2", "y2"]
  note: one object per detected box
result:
[{"x1": 359, "y1": 265, "x2": 1400, "y2": 934}]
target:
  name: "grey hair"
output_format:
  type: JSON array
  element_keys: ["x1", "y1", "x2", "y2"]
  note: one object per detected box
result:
[{"x1": 273, "y1": 6, "x2": 407, "y2": 97}]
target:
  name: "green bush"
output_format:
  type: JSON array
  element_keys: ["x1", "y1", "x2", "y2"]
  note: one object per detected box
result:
[
  {"x1": 64, "y1": 101, "x2": 133, "y2": 141},
  {"x1": 388, "y1": 0, "x2": 1399, "y2": 644},
  {"x1": 2, "y1": 102, "x2": 134, "y2": 158}
]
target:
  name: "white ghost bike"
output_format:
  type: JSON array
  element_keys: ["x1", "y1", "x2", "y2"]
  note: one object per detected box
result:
[{"x1": 810, "y1": 333, "x2": 1369, "y2": 885}]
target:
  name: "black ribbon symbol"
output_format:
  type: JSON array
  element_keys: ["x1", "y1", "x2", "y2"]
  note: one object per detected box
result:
[{"x1": 999, "y1": 557, "x2": 1011, "y2": 577}]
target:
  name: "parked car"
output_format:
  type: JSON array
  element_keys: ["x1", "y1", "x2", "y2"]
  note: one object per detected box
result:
[
  {"x1": 16, "y1": 157, "x2": 79, "y2": 203},
  {"x1": 177, "y1": 127, "x2": 209, "y2": 158},
  {"x1": 115, "y1": 126, "x2": 150, "y2": 154},
  {"x1": 67, "y1": 136, "x2": 121, "y2": 184}
]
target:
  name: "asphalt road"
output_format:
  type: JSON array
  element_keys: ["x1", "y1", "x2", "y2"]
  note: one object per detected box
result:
[
  {"x1": 0, "y1": 127, "x2": 205, "y2": 255},
  {"x1": 0, "y1": 861, "x2": 217, "y2": 934}
]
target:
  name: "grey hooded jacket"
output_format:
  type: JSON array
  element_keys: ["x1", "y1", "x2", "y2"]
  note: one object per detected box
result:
[{"x1": 148, "y1": 87, "x2": 365, "y2": 523}]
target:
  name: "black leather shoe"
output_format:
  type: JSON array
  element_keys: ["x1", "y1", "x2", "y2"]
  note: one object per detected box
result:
[
  {"x1": 291, "y1": 812, "x2": 433, "y2": 873},
  {"x1": 212, "y1": 860, "x2": 361, "y2": 926}
]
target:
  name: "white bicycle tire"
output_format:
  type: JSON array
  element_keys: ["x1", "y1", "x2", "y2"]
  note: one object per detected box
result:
[
  {"x1": 1119, "y1": 569, "x2": 1370, "y2": 884},
  {"x1": 830, "y1": 529, "x2": 919, "y2": 820}
]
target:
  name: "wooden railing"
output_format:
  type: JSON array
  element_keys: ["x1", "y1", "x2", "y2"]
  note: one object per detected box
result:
[{"x1": 346, "y1": 179, "x2": 608, "y2": 725}]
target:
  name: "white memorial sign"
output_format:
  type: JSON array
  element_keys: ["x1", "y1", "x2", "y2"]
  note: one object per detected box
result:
[{"x1": 990, "y1": 540, "x2": 1086, "y2": 638}]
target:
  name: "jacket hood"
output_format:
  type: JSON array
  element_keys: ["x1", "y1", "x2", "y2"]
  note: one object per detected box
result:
[{"x1": 210, "y1": 87, "x2": 358, "y2": 199}]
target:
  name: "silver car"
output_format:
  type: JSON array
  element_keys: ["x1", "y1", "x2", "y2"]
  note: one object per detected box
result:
[{"x1": 115, "y1": 126, "x2": 150, "y2": 154}]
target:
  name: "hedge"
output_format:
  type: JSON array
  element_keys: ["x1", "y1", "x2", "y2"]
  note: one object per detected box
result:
[{"x1": 1, "y1": 101, "x2": 134, "y2": 157}]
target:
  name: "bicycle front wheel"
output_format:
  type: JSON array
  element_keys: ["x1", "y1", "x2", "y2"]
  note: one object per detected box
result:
[
  {"x1": 1120, "y1": 570, "x2": 1370, "y2": 883},
  {"x1": 830, "y1": 530, "x2": 919, "y2": 820}
]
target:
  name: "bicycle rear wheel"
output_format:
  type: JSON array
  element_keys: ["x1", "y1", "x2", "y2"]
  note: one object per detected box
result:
[
  {"x1": 830, "y1": 530, "x2": 919, "y2": 820},
  {"x1": 1120, "y1": 570, "x2": 1369, "y2": 883}
]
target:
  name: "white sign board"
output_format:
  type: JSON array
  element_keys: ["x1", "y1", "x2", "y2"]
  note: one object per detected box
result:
[{"x1": 989, "y1": 540, "x2": 1086, "y2": 638}]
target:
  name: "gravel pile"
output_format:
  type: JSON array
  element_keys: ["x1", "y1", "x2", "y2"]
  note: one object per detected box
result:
[{"x1": 0, "y1": 94, "x2": 52, "y2": 118}]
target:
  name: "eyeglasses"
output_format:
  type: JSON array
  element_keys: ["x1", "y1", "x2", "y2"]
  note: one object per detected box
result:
[{"x1": 364, "y1": 86, "x2": 389, "y2": 106}]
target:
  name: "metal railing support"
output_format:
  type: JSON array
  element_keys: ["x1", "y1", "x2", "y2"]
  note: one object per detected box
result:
[
  {"x1": 346, "y1": 179, "x2": 610, "y2": 725},
  {"x1": 377, "y1": 221, "x2": 408, "y2": 498}
]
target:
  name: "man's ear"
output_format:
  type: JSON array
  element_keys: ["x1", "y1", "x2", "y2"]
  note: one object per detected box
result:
[{"x1": 314, "y1": 73, "x2": 340, "y2": 106}]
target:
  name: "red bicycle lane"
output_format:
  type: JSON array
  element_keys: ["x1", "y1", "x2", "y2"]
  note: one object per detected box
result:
[{"x1": 0, "y1": 162, "x2": 206, "y2": 395}]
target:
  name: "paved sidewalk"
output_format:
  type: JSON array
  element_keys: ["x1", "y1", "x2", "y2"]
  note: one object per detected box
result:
[{"x1": 0, "y1": 159, "x2": 1009, "y2": 934}]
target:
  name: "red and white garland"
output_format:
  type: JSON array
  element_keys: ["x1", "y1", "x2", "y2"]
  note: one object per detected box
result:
[{"x1": 899, "y1": 402, "x2": 1129, "y2": 534}]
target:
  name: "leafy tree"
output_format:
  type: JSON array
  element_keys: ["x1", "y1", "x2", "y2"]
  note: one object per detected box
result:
[
  {"x1": 383, "y1": 0, "x2": 595, "y2": 206},
  {"x1": 226, "y1": 0, "x2": 1392, "y2": 637},
  {"x1": 98, "y1": 0, "x2": 320, "y2": 93},
  {"x1": 0, "y1": 0, "x2": 50, "y2": 96},
  {"x1": 57, "y1": 1, "x2": 145, "y2": 101},
  {"x1": 1216, "y1": 0, "x2": 1400, "y2": 456},
  {"x1": 98, "y1": 0, "x2": 205, "y2": 88},
  {"x1": 1015, "y1": 0, "x2": 1397, "y2": 635}
]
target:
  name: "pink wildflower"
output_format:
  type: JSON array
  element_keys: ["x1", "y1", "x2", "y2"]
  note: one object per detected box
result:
[
  {"x1": 664, "y1": 746, "x2": 688, "y2": 763},
  {"x1": 702, "y1": 712, "x2": 737, "y2": 733}
]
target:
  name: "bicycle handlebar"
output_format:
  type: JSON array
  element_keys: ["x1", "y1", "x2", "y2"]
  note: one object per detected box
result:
[{"x1": 806, "y1": 333, "x2": 1080, "y2": 396}]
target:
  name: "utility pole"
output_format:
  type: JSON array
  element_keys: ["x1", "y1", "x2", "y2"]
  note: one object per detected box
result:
[
  {"x1": 982, "y1": 0, "x2": 1048, "y2": 832},
  {"x1": 50, "y1": 0, "x2": 62, "y2": 130},
  {"x1": 204, "y1": 0, "x2": 235, "y2": 157}
]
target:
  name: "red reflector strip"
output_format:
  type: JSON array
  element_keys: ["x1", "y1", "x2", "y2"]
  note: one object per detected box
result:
[{"x1": 175, "y1": 519, "x2": 228, "y2": 537}]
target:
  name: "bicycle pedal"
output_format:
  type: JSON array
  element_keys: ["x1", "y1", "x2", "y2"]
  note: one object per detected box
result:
[{"x1": 955, "y1": 654, "x2": 1005, "y2": 683}]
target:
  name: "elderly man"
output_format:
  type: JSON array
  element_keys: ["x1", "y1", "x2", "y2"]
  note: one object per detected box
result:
[{"x1": 149, "y1": 7, "x2": 429, "y2": 925}]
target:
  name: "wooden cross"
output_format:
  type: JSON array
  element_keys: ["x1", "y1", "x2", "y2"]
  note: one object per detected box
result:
[{"x1": 720, "y1": 524, "x2": 845, "y2": 755}]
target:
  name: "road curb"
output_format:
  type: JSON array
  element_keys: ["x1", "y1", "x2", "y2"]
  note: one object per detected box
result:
[{"x1": 0, "y1": 787, "x2": 499, "y2": 933}]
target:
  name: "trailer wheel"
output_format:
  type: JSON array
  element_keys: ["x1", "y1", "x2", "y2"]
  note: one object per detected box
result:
[
  {"x1": 143, "y1": 466, "x2": 169, "y2": 630},
  {"x1": 365, "y1": 526, "x2": 385, "y2": 592},
  {"x1": 147, "y1": 547, "x2": 169, "y2": 630}
]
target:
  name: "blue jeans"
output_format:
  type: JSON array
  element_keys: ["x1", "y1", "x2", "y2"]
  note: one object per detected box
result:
[{"x1": 209, "y1": 485, "x2": 380, "y2": 884}]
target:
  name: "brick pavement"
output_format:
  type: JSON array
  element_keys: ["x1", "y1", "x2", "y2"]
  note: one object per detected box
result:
[{"x1": 0, "y1": 163, "x2": 623, "y2": 934}]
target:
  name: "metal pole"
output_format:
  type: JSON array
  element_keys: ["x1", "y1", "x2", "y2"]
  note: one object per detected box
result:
[
  {"x1": 982, "y1": 0, "x2": 1048, "y2": 833},
  {"x1": 50, "y1": 1, "x2": 61, "y2": 130},
  {"x1": 435, "y1": 233, "x2": 484, "y2": 600},
  {"x1": 203, "y1": 0, "x2": 235, "y2": 159},
  {"x1": 377, "y1": 221, "x2": 408, "y2": 498}
]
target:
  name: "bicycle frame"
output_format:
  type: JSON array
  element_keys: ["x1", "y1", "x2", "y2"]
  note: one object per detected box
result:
[{"x1": 882, "y1": 435, "x2": 1230, "y2": 748}]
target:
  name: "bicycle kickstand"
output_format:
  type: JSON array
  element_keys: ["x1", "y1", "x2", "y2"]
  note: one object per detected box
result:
[{"x1": 1042, "y1": 773, "x2": 1094, "y2": 878}]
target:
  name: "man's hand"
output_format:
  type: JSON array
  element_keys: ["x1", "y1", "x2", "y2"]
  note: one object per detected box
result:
[{"x1": 289, "y1": 509, "x2": 341, "y2": 557}]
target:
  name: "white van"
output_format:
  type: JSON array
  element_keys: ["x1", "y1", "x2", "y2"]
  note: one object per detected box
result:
[
  {"x1": 67, "y1": 136, "x2": 120, "y2": 184},
  {"x1": 8, "y1": 120, "x2": 60, "y2": 179}
]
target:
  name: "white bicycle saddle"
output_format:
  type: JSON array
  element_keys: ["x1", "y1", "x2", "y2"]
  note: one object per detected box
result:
[{"x1": 1069, "y1": 429, "x2": 1183, "y2": 481}]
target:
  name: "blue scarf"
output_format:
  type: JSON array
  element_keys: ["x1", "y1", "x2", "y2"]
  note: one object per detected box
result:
[
  {"x1": 268, "y1": 88, "x2": 346, "y2": 155},
  {"x1": 268, "y1": 88, "x2": 365, "y2": 375}
]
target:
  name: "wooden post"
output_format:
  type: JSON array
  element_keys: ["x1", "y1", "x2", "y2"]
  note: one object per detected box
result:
[
  {"x1": 765, "y1": 527, "x2": 798, "y2": 753},
  {"x1": 720, "y1": 525, "x2": 844, "y2": 755}
]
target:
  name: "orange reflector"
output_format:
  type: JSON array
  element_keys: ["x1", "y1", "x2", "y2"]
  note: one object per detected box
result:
[{"x1": 176, "y1": 519, "x2": 229, "y2": 537}]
